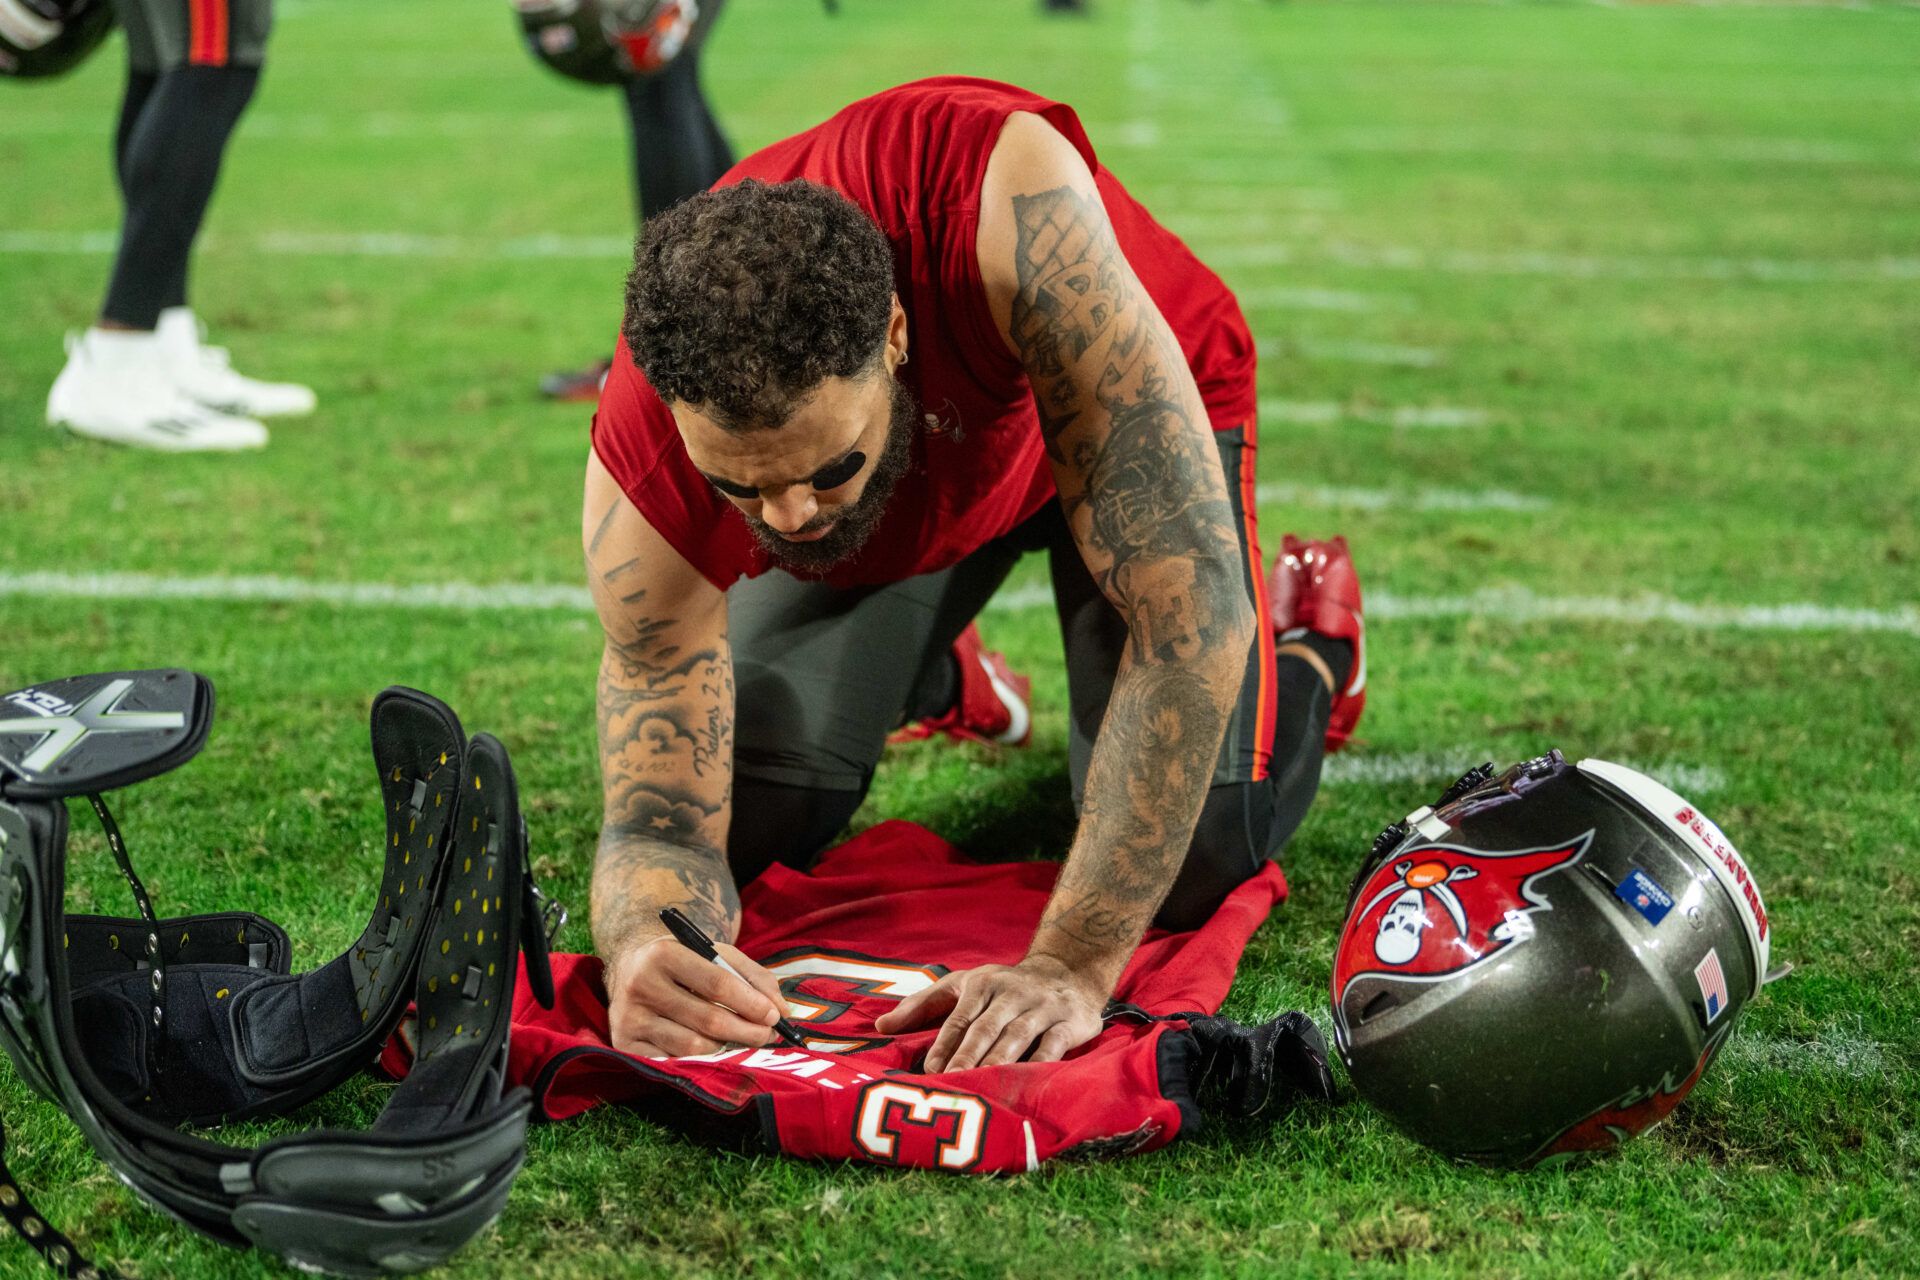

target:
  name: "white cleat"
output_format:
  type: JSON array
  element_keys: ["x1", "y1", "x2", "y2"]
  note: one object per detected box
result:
[
  {"x1": 47, "y1": 328, "x2": 269, "y2": 453},
  {"x1": 158, "y1": 307, "x2": 317, "y2": 418}
]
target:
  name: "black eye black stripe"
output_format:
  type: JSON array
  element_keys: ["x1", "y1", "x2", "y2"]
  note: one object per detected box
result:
[
  {"x1": 707, "y1": 475, "x2": 758, "y2": 499},
  {"x1": 808, "y1": 451, "x2": 866, "y2": 490},
  {"x1": 704, "y1": 450, "x2": 866, "y2": 499}
]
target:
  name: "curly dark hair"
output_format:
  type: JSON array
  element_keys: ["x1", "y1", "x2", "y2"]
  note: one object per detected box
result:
[{"x1": 622, "y1": 179, "x2": 897, "y2": 431}]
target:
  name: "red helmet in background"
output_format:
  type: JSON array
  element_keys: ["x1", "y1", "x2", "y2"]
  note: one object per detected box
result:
[
  {"x1": 0, "y1": 0, "x2": 114, "y2": 79},
  {"x1": 511, "y1": 0, "x2": 713, "y2": 86}
]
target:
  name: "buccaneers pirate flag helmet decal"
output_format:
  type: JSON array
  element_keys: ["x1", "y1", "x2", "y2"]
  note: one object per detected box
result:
[
  {"x1": 1331, "y1": 751, "x2": 1779, "y2": 1168},
  {"x1": 1336, "y1": 837, "x2": 1590, "y2": 979}
]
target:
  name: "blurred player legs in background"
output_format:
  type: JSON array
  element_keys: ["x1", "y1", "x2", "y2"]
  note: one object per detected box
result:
[
  {"x1": 517, "y1": 0, "x2": 734, "y2": 402},
  {"x1": 45, "y1": 0, "x2": 315, "y2": 451}
]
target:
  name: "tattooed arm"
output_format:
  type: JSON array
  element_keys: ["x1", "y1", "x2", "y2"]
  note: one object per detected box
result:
[
  {"x1": 878, "y1": 114, "x2": 1256, "y2": 1069},
  {"x1": 582, "y1": 451, "x2": 785, "y2": 1056},
  {"x1": 994, "y1": 117, "x2": 1255, "y2": 974}
]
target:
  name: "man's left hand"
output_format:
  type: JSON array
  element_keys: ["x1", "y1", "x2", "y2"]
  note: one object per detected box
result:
[{"x1": 872, "y1": 955, "x2": 1107, "y2": 1072}]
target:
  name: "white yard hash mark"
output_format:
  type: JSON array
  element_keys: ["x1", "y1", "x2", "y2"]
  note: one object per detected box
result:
[
  {"x1": 1321, "y1": 752, "x2": 1728, "y2": 796},
  {"x1": 0, "y1": 229, "x2": 631, "y2": 259},
  {"x1": 1364, "y1": 587, "x2": 1920, "y2": 638},
  {"x1": 1233, "y1": 286, "x2": 1405, "y2": 313},
  {"x1": 7, "y1": 230, "x2": 1917, "y2": 284},
  {"x1": 1261, "y1": 339, "x2": 1445, "y2": 368},
  {"x1": 1722, "y1": 1017, "x2": 1890, "y2": 1081},
  {"x1": 1253, "y1": 483, "x2": 1548, "y2": 513},
  {"x1": 1256, "y1": 400, "x2": 1492, "y2": 429},
  {"x1": 1210, "y1": 241, "x2": 1920, "y2": 283}
]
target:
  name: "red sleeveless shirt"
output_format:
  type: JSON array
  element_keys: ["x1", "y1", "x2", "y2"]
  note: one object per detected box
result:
[{"x1": 590, "y1": 77, "x2": 1256, "y2": 591}]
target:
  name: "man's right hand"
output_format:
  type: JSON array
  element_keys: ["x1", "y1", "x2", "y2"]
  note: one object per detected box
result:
[{"x1": 604, "y1": 935, "x2": 791, "y2": 1059}]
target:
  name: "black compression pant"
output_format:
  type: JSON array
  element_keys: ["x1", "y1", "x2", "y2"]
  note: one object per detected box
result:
[
  {"x1": 621, "y1": 45, "x2": 733, "y2": 222},
  {"x1": 102, "y1": 63, "x2": 259, "y2": 328},
  {"x1": 727, "y1": 700, "x2": 1331, "y2": 932}
]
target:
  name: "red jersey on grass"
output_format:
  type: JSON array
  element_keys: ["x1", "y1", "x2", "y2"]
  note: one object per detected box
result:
[
  {"x1": 591, "y1": 76, "x2": 1257, "y2": 591},
  {"x1": 384, "y1": 820, "x2": 1287, "y2": 1173}
]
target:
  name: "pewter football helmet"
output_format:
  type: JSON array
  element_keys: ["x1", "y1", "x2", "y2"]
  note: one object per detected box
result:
[{"x1": 1331, "y1": 751, "x2": 1776, "y2": 1166}]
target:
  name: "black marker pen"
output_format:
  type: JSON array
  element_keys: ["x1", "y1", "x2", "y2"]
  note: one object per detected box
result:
[{"x1": 658, "y1": 907, "x2": 808, "y2": 1049}]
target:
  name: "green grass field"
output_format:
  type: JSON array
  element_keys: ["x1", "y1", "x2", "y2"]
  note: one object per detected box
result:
[{"x1": 3, "y1": 0, "x2": 1918, "y2": 1275}]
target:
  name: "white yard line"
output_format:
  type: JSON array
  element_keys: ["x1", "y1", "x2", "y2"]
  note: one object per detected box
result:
[
  {"x1": 1110, "y1": 121, "x2": 1163, "y2": 149},
  {"x1": 0, "y1": 230, "x2": 120, "y2": 254},
  {"x1": 1234, "y1": 286, "x2": 1406, "y2": 313},
  {"x1": 1138, "y1": 161, "x2": 1322, "y2": 187},
  {"x1": 1254, "y1": 483, "x2": 1548, "y2": 513},
  {"x1": 1721, "y1": 1017, "x2": 1890, "y2": 1080},
  {"x1": 0, "y1": 110, "x2": 612, "y2": 140},
  {"x1": 1321, "y1": 751, "x2": 1728, "y2": 796},
  {"x1": 252, "y1": 230, "x2": 463, "y2": 257},
  {"x1": 1149, "y1": 188, "x2": 1347, "y2": 212},
  {"x1": 251, "y1": 230, "x2": 635, "y2": 258},
  {"x1": 1265, "y1": 339, "x2": 1446, "y2": 367},
  {"x1": 5, "y1": 106, "x2": 1903, "y2": 163},
  {"x1": 19, "y1": 227, "x2": 1900, "y2": 286},
  {"x1": 1109, "y1": 6, "x2": 1167, "y2": 171},
  {"x1": 1162, "y1": 213, "x2": 1334, "y2": 240},
  {"x1": 1368, "y1": 586, "x2": 1920, "y2": 638},
  {"x1": 0, "y1": 229, "x2": 633, "y2": 259},
  {"x1": 1310, "y1": 126, "x2": 1918, "y2": 167},
  {"x1": 1212, "y1": 240, "x2": 1920, "y2": 283},
  {"x1": 1069, "y1": 128, "x2": 1918, "y2": 167},
  {"x1": 1257, "y1": 399, "x2": 1493, "y2": 429},
  {"x1": 5, "y1": 571, "x2": 1912, "y2": 639},
  {"x1": 0, "y1": 570, "x2": 595, "y2": 612}
]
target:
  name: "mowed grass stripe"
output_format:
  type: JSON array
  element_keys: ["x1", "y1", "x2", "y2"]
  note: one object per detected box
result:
[{"x1": 6, "y1": 570, "x2": 1913, "y2": 638}]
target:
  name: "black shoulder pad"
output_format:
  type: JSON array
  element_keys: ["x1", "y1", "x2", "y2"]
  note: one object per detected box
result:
[{"x1": 0, "y1": 670, "x2": 212, "y2": 799}]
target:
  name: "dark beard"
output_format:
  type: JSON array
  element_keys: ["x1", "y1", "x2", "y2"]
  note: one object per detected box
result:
[{"x1": 744, "y1": 374, "x2": 918, "y2": 574}]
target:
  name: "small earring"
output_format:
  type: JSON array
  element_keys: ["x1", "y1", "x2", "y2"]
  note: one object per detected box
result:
[{"x1": 898, "y1": 349, "x2": 909, "y2": 368}]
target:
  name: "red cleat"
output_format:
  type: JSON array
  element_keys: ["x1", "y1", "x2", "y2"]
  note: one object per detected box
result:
[
  {"x1": 1266, "y1": 534, "x2": 1366, "y2": 753},
  {"x1": 890, "y1": 623, "x2": 1032, "y2": 747},
  {"x1": 539, "y1": 357, "x2": 613, "y2": 403}
]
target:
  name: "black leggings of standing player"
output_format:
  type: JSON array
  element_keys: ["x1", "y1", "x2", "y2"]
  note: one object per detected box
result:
[
  {"x1": 623, "y1": 43, "x2": 732, "y2": 231},
  {"x1": 102, "y1": 0, "x2": 269, "y2": 331},
  {"x1": 540, "y1": 10, "x2": 734, "y2": 401}
]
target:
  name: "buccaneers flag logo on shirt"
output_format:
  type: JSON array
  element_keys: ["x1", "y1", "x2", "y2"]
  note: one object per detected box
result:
[{"x1": 1334, "y1": 833, "x2": 1592, "y2": 995}]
